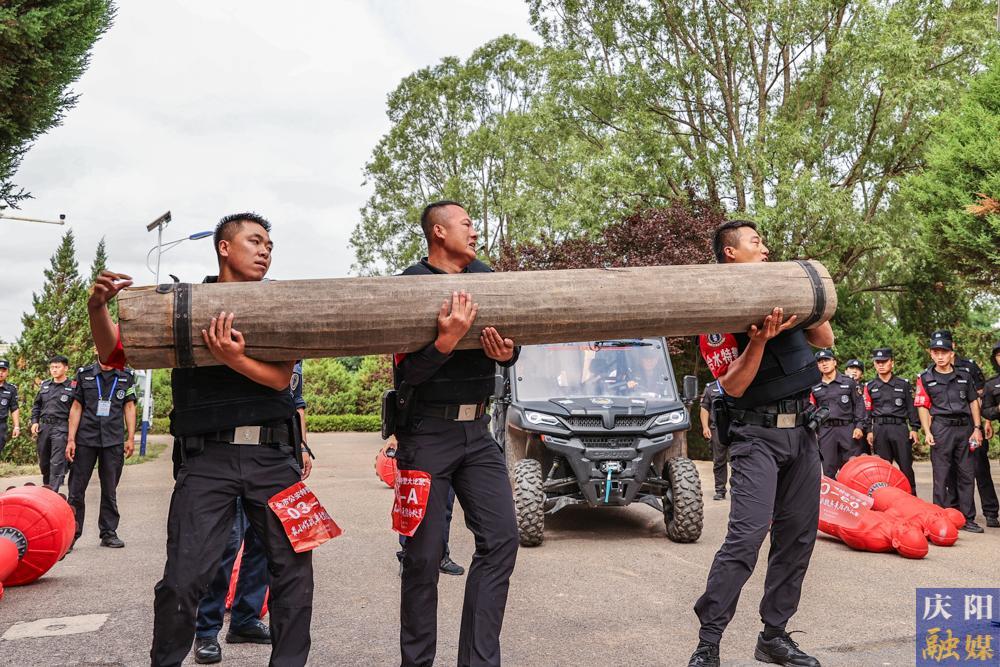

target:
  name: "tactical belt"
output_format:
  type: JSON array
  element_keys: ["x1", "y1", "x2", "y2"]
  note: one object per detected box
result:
[
  {"x1": 729, "y1": 409, "x2": 808, "y2": 429},
  {"x1": 935, "y1": 415, "x2": 971, "y2": 427},
  {"x1": 40, "y1": 416, "x2": 65, "y2": 424},
  {"x1": 824, "y1": 418, "x2": 854, "y2": 427},
  {"x1": 413, "y1": 402, "x2": 488, "y2": 422},
  {"x1": 873, "y1": 416, "x2": 906, "y2": 425},
  {"x1": 204, "y1": 425, "x2": 291, "y2": 446}
]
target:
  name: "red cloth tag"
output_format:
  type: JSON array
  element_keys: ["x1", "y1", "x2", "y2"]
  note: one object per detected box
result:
[
  {"x1": 818, "y1": 475, "x2": 873, "y2": 529},
  {"x1": 392, "y1": 469, "x2": 432, "y2": 537},
  {"x1": 268, "y1": 481, "x2": 342, "y2": 553}
]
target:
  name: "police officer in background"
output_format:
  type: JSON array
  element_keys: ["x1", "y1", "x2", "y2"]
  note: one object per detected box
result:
[
  {"x1": 30, "y1": 354, "x2": 74, "y2": 492},
  {"x1": 394, "y1": 200, "x2": 519, "y2": 667},
  {"x1": 972, "y1": 341, "x2": 999, "y2": 528},
  {"x1": 811, "y1": 349, "x2": 866, "y2": 477},
  {"x1": 688, "y1": 220, "x2": 834, "y2": 667},
  {"x1": 0, "y1": 359, "x2": 21, "y2": 457},
  {"x1": 844, "y1": 359, "x2": 864, "y2": 384},
  {"x1": 87, "y1": 212, "x2": 314, "y2": 666},
  {"x1": 66, "y1": 356, "x2": 137, "y2": 548},
  {"x1": 699, "y1": 381, "x2": 728, "y2": 501},
  {"x1": 863, "y1": 348, "x2": 920, "y2": 493},
  {"x1": 914, "y1": 335, "x2": 985, "y2": 533},
  {"x1": 928, "y1": 330, "x2": 992, "y2": 522}
]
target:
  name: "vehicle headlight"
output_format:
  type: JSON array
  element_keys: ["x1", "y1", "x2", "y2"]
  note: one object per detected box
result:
[
  {"x1": 525, "y1": 411, "x2": 560, "y2": 426},
  {"x1": 654, "y1": 410, "x2": 685, "y2": 426}
]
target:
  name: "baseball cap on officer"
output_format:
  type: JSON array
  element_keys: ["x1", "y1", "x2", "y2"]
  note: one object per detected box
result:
[
  {"x1": 815, "y1": 349, "x2": 835, "y2": 361},
  {"x1": 929, "y1": 336, "x2": 953, "y2": 351},
  {"x1": 872, "y1": 348, "x2": 893, "y2": 361},
  {"x1": 0, "y1": 359, "x2": 8, "y2": 369},
  {"x1": 846, "y1": 358, "x2": 864, "y2": 371},
  {"x1": 931, "y1": 329, "x2": 953, "y2": 342}
]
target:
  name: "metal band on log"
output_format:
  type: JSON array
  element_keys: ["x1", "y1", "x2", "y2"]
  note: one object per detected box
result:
[{"x1": 117, "y1": 260, "x2": 836, "y2": 369}]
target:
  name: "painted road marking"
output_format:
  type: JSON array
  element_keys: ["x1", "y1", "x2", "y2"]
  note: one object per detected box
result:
[{"x1": 1, "y1": 613, "x2": 109, "y2": 640}]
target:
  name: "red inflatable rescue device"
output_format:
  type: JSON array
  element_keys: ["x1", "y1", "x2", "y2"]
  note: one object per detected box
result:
[{"x1": 0, "y1": 484, "x2": 76, "y2": 595}]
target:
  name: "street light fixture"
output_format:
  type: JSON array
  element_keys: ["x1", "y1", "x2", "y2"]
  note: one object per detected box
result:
[
  {"x1": 138, "y1": 212, "x2": 212, "y2": 456},
  {"x1": 0, "y1": 212, "x2": 66, "y2": 225}
]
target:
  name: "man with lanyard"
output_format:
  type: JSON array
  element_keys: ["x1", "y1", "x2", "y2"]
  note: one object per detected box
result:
[
  {"x1": 915, "y1": 334, "x2": 985, "y2": 533},
  {"x1": 393, "y1": 200, "x2": 519, "y2": 667},
  {"x1": 66, "y1": 354, "x2": 137, "y2": 548},
  {"x1": 699, "y1": 381, "x2": 728, "y2": 501},
  {"x1": 863, "y1": 348, "x2": 920, "y2": 493},
  {"x1": 810, "y1": 349, "x2": 866, "y2": 476},
  {"x1": 688, "y1": 220, "x2": 833, "y2": 667},
  {"x1": 87, "y1": 212, "x2": 315, "y2": 666},
  {"x1": 30, "y1": 354, "x2": 75, "y2": 492},
  {"x1": 980, "y1": 340, "x2": 1000, "y2": 528},
  {"x1": 0, "y1": 359, "x2": 21, "y2": 457}
]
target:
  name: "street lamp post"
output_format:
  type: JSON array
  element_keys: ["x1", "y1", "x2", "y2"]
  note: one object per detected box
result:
[
  {"x1": 138, "y1": 212, "x2": 212, "y2": 456},
  {"x1": 0, "y1": 212, "x2": 66, "y2": 225}
]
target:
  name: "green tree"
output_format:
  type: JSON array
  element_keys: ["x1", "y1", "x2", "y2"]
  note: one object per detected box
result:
[
  {"x1": 0, "y1": 0, "x2": 116, "y2": 208},
  {"x1": 352, "y1": 35, "x2": 600, "y2": 274},
  {"x1": 901, "y1": 52, "x2": 1000, "y2": 292}
]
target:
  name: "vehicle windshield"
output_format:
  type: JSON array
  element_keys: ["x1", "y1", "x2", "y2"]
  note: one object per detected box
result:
[{"x1": 513, "y1": 339, "x2": 676, "y2": 401}]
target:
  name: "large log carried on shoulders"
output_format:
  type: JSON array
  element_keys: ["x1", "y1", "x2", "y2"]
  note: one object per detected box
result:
[{"x1": 117, "y1": 260, "x2": 836, "y2": 369}]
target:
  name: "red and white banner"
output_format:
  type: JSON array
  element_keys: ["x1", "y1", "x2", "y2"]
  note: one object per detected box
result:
[
  {"x1": 818, "y1": 476, "x2": 873, "y2": 529},
  {"x1": 392, "y1": 469, "x2": 432, "y2": 537},
  {"x1": 268, "y1": 481, "x2": 342, "y2": 553}
]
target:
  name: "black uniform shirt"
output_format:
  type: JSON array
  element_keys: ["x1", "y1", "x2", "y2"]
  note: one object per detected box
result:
[
  {"x1": 810, "y1": 373, "x2": 865, "y2": 428},
  {"x1": 0, "y1": 381, "x2": 18, "y2": 421},
  {"x1": 700, "y1": 381, "x2": 722, "y2": 429},
  {"x1": 72, "y1": 363, "x2": 136, "y2": 447},
  {"x1": 32, "y1": 379, "x2": 74, "y2": 430},
  {"x1": 915, "y1": 367, "x2": 975, "y2": 417},
  {"x1": 981, "y1": 374, "x2": 1000, "y2": 422},
  {"x1": 864, "y1": 375, "x2": 919, "y2": 430}
]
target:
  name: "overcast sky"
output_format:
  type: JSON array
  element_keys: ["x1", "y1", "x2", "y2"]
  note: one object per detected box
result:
[{"x1": 3, "y1": 0, "x2": 534, "y2": 343}]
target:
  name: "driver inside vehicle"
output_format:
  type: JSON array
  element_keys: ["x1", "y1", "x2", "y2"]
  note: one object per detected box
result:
[{"x1": 624, "y1": 353, "x2": 669, "y2": 397}]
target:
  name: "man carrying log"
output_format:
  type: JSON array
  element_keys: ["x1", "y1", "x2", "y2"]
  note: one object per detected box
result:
[
  {"x1": 391, "y1": 201, "x2": 520, "y2": 667},
  {"x1": 688, "y1": 220, "x2": 834, "y2": 667},
  {"x1": 86, "y1": 212, "x2": 315, "y2": 667}
]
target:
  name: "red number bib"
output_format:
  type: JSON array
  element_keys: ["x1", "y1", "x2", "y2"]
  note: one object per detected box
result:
[
  {"x1": 268, "y1": 481, "x2": 342, "y2": 553},
  {"x1": 392, "y1": 469, "x2": 432, "y2": 537}
]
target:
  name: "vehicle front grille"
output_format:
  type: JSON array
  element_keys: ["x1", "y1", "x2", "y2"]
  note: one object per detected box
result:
[
  {"x1": 580, "y1": 436, "x2": 638, "y2": 449},
  {"x1": 564, "y1": 416, "x2": 603, "y2": 428},
  {"x1": 614, "y1": 415, "x2": 649, "y2": 428}
]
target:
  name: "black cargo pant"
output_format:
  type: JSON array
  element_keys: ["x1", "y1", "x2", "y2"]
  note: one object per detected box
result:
[
  {"x1": 818, "y1": 423, "x2": 856, "y2": 479},
  {"x1": 395, "y1": 415, "x2": 518, "y2": 667},
  {"x1": 0, "y1": 422, "x2": 7, "y2": 457},
  {"x1": 151, "y1": 441, "x2": 313, "y2": 667},
  {"x1": 67, "y1": 443, "x2": 124, "y2": 540},
  {"x1": 38, "y1": 424, "x2": 69, "y2": 492},
  {"x1": 709, "y1": 427, "x2": 729, "y2": 495},
  {"x1": 930, "y1": 420, "x2": 976, "y2": 523},
  {"x1": 943, "y1": 430, "x2": 997, "y2": 521},
  {"x1": 872, "y1": 423, "x2": 916, "y2": 494},
  {"x1": 694, "y1": 421, "x2": 821, "y2": 644}
]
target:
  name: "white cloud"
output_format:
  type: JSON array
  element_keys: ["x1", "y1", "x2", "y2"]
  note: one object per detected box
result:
[{"x1": 2, "y1": 0, "x2": 533, "y2": 342}]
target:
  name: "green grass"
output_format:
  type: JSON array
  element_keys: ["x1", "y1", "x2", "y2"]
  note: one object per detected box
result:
[
  {"x1": 125, "y1": 441, "x2": 167, "y2": 466},
  {"x1": 0, "y1": 462, "x2": 39, "y2": 478}
]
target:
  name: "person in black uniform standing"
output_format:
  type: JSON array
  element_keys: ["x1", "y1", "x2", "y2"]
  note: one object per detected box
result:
[
  {"x1": 699, "y1": 381, "x2": 728, "y2": 501},
  {"x1": 863, "y1": 348, "x2": 920, "y2": 493},
  {"x1": 973, "y1": 340, "x2": 999, "y2": 528},
  {"x1": 87, "y1": 212, "x2": 315, "y2": 667},
  {"x1": 30, "y1": 354, "x2": 74, "y2": 492},
  {"x1": 0, "y1": 359, "x2": 21, "y2": 457},
  {"x1": 844, "y1": 359, "x2": 864, "y2": 384},
  {"x1": 688, "y1": 220, "x2": 833, "y2": 667},
  {"x1": 65, "y1": 355, "x2": 136, "y2": 548},
  {"x1": 811, "y1": 349, "x2": 866, "y2": 477},
  {"x1": 914, "y1": 335, "x2": 985, "y2": 533},
  {"x1": 394, "y1": 200, "x2": 519, "y2": 667}
]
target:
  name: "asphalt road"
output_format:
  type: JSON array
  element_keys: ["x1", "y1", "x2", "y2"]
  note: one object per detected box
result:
[{"x1": 1, "y1": 433, "x2": 998, "y2": 666}]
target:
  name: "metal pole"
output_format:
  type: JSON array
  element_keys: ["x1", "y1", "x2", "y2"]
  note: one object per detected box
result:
[
  {"x1": 140, "y1": 213, "x2": 169, "y2": 456},
  {"x1": 0, "y1": 212, "x2": 66, "y2": 225}
]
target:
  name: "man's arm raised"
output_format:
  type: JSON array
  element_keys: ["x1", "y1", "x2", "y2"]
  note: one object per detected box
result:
[{"x1": 88, "y1": 271, "x2": 133, "y2": 364}]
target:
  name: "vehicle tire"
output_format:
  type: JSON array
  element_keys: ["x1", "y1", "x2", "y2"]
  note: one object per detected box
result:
[
  {"x1": 663, "y1": 457, "x2": 703, "y2": 543},
  {"x1": 514, "y1": 458, "x2": 545, "y2": 547}
]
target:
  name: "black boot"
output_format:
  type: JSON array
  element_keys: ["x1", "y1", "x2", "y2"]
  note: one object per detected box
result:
[
  {"x1": 754, "y1": 631, "x2": 820, "y2": 666},
  {"x1": 687, "y1": 640, "x2": 720, "y2": 667},
  {"x1": 194, "y1": 637, "x2": 221, "y2": 664}
]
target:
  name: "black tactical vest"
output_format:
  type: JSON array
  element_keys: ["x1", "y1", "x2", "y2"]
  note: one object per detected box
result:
[
  {"x1": 170, "y1": 365, "x2": 296, "y2": 437},
  {"x1": 400, "y1": 258, "x2": 498, "y2": 404},
  {"x1": 726, "y1": 328, "x2": 821, "y2": 409}
]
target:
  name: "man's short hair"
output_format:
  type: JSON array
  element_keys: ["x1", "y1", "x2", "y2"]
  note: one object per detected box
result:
[
  {"x1": 213, "y1": 212, "x2": 272, "y2": 257},
  {"x1": 49, "y1": 354, "x2": 69, "y2": 365},
  {"x1": 712, "y1": 219, "x2": 757, "y2": 263},
  {"x1": 420, "y1": 200, "x2": 464, "y2": 244}
]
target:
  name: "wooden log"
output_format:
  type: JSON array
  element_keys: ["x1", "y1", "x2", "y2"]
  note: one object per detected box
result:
[{"x1": 117, "y1": 260, "x2": 836, "y2": 369}]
